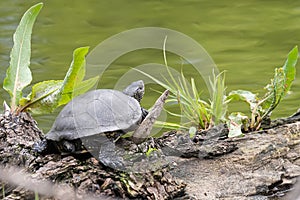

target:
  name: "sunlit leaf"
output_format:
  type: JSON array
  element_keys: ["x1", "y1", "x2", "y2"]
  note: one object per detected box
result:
[
  {"x1": 209, "y1": 71, "x2": 228, "y2": 124},
  {"x1": 283, "y1": 46, "x2": 298, "y2": 93},
  {"x1": 19, "y1": 47, "x2": 99, "y2": 115},
  {"x1": 154, "y1": 120, "x2": 188, "y2": 129},
  {"x1": 228, "y1": 112, "x2": 247, "y2": 137},
  {"x1": 261, "y1": 46, "x2": 298, "y2": 117},
  {"x1": 58, "y1": 47, "x2": 90, "y2": 106},
  {"x1": 134, "y1": 66, "x2": 218, "y2": 129},
  {"x1": 228, "y1": 90, "x2": 257, "y2": 111},
  {"x1": 3, "y1": 3, "x2": 43, "y2": 111},
  {"x1": 72, "y1": 76, "x2": 99, "y2": 97},
  {"x1": 21, "y1": 80, "x2": 63, "y2": 114}
]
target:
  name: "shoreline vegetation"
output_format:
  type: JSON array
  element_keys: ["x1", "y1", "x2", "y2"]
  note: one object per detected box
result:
[{"x1": 1, "y1": 3, "x2": 300, "y2": 199}]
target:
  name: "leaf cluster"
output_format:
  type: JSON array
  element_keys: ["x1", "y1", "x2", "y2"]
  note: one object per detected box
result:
[
  {"x1": 136, "y1": 37, "x2": 229, "y2": 130},
  {"x1": 2, "y1": 3, "x2": 98, "y2": 115},
  {"x1": 228, "y1": 46, "x2": 298, "y2": 134},
  {"x1": 137, "y1": 45, "x2": 298, "y2": 137}
]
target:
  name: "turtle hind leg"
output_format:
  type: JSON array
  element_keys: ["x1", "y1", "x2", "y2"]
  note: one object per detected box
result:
[
  {"x1": 98, "y1": 140, "x2": 126, "y2": 170},
  {"x1": 33, "y1": 139, "x2": 60, "y2": 154},
  {"x1": 81, "y1": 134, "x2": 126, "y2": 170},
  {"x1": 33, "y1": 139, "x2": 48, "y2": 153}
]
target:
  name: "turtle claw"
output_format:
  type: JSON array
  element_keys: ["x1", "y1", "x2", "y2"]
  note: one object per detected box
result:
[{"x1": 99, "y1": 153, "x2": 126, "y2": 170}]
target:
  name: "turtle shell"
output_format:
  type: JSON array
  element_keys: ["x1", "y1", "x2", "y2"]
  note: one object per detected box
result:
[{"x1": 46, "y1": 89, "x2": 142, "y2": 141}]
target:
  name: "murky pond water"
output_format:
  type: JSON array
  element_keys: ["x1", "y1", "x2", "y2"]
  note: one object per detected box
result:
[{"x1": 0, "y1": 0, "x2": 300, "y2": 132}]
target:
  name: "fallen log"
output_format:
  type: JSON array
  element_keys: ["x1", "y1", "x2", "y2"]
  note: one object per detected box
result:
[
  {"x1": 167, "y1": 122, "x2": 300, "y2": 199},
  {"x1": 1, "y1": 110, "x2": 300, "y2": 199}
]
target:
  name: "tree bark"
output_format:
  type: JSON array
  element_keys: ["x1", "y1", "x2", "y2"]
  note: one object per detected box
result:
[
  {"x1": 0, "y1": 112, "x2": 185, "y2": 200},
  {"x1": 1, "y1": 111, "x2": 300, "y2": 199},
  {"x1": 169, "y1": 121, "x2": 300, "y2": 199}
]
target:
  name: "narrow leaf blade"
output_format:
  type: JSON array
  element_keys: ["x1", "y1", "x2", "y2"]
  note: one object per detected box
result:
[{"x1": 283, "y1": 46, "x2": 298, "y2": 93}]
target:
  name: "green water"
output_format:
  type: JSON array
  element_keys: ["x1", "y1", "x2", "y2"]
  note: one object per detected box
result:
[{"x1": 1, "y1": 0, "x2": 300, "y2": 132}]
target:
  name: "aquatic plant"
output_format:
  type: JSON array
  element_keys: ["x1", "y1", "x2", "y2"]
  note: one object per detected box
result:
[
  {"x1": 136, "y1": 38, "x2": 229, "y2": 130},
  {"x1": 228, "y1": 46, "x2": 298, "y2": 135},
  {"x1": 137, "y1": 41, "x2": 298, "y2": 137},
  {"x1": 2, "y1": 3, "x2": 98, "y2": 115}
]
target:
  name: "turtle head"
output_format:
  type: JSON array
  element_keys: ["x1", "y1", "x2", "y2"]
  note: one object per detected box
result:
[{"x1": 123, "y1": 80, "x2": 144, "y2": 102}]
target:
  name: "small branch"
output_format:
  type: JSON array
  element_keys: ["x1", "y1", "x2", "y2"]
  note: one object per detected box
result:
[{"x1": 132, "y1": 90, "x2": 169, "y2": 144}]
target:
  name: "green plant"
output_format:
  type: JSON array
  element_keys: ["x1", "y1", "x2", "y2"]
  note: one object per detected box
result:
[
  {"x1": 228, "y1": 46, "x2": 298, "y2": 133},
  {"x1": 136, "y1": 37, "x2": 228, "y2": 130},
  {"x1": 2, "y1": 183, "x2": 5, "y2": 198},
  {"x1": 35, "y1": 191, "x2": 39, "y2": 200},
  {"x1": 3, "y1": 3, "x2": 98, "y2": 115},
  {"x1": 209, "y1": 71, "x2": 229, "y2": 125},
  {"x1": 137, "y1": 40, "x2": 297, "y2": 137}
]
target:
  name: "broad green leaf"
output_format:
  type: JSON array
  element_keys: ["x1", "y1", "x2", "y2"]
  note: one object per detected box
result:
[
  {"x1": 3, "y1": 3, "x2": 43, "y2": 110},
  {"x1": 228, "y1": 90, "x2": 257, "y2": 111},
  {"x1": 228, "y1": 112, "x2": 247, "y2": 137},
  {"x1": 57, "y1": 46, "x2": 90, "y2": 106},
  {"x1": 20, "y1": 46, "x2": 98, "y2": 115},
  {"x1": 72, "y1": 76, "x2": 99, "y2": 97},
  {"x1": 22, "y1": 80, "x2": 63, "y2": 114}
]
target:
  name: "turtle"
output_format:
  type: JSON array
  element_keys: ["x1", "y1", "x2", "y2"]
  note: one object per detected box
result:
[{"x1": 33, "y1": 80, "x2": 148, "y2": 170}]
